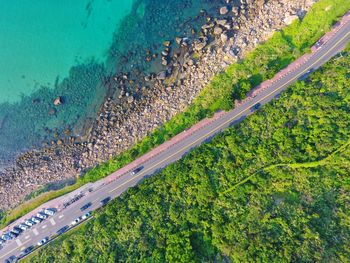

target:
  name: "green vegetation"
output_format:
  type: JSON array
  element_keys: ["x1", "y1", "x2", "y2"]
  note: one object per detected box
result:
[
  {"x1": 2, "y1": 0, "x2": 349, "y2": 230},
  {"x1": 26, "y1": 38, "x2": 350, "y2": 262}
]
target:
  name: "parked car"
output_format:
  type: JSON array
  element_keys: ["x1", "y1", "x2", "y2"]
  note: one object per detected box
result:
[
  {"x1": 0, "y1": 237, "x2": 5, "y2": 245},
  {"x1": 44, "y1": 208, "x2": 56, "y2": 216},
  {"x1": 5, "y1": 255, "x2": 17, "y2": 263},
  {"x1": 8, "y1": 232, "x2": 18, "y2": 239},
  {"x1": 2, "y1": 233, "x2": 13, "y2": 241},
  {"x1": 18, "y1": 223, "x2": 30, "y2": 231},
  {"x1": 80, "y1": 202, "x2": 92, "y2": 211},
  {"x1": 70, "y1": 217, "x2": 81, "y2": 226},
  {"x1": 25, "y1": 220, "x2": 35, "y2": 227},
  {"x1": 31, "y1": 216, "x2": 42, "y2": 223},
  {"x1": 82, "y1": 211, "x2": 92, "y2": 220},
  {"x1": 37, "y1": 237, "x2": 49, "y2": 246},
  {"x1": 11, "y1": 227, "x2": 23, "y2": 235},
  {"x1": 100, "y1": 197, "x2": 111, "y2": 206},
  {"x1": 131, "y1": 166, "x2": 143, "y2": 175},
  {"x1": 19, "y1": 245, "x2": 34, "y2": 258},
  {"x1": 37, "y1": 212, "x2": 48, "y2": 220},
  {"x1": 57, "y1": 225, "x2": 69, "y2": 235}
]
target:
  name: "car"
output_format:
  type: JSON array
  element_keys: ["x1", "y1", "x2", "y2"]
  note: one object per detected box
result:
[
  {"x1": 37, "y1": 237, "x2": 49, "y2": 246},
  {"x1": 251, "y1": 103, "x2": 261, "y2": 111},
  {"x1": 80, "y1": 202, "x2": 92, "y2": 211},
  {"x1": 18, "y1": 223, "x2": 30, "y2": 231},
  {"x1": 56, "y1": 225, "x2": 69, "y2": 235},
  {"x1": 25, "y1": 220, "x2": 35, "y2": 227},
  {"x1": 24, "y1": 245, "x2": 34, "y2": 254},
  {"x1": 5, "y1": 255, "x2": 17, "y2": 263},
  {"x1": 31, "y1": 216, "x2": 42, "y2": 223},
  {"x1": 70, "y1": 217, "x2": 81, "y2": 226},
  {"x1": 100, "y1": 197, "x2": 111, "y2": 206},
  {"x1": 315, "y1": 40, "x2": 323, "y2": 49},
  {"x1": 19, "y1": 245, "x2": 34, "y2": 258},
  {"x1": 37, "y1": 212, "x2": 48, "y2": 220},
  {"x1": 2, "y1": 233, "x2": 12, "y2": 241},
  {"x1": 44, "y1": 208, "x2": 56, "y2": 216},
  {"x1": 131, "y1": 166, "x2": 144, "y2": 175},
  {"x1": 81, "y1": 211, "x2": 92, "y2": 220},
  {"x1": 8, "y1": 232, "x2": 18, "y2": 238},
  {"x1": 11, "y1": 227, "x2": 22, "y2": 235},
  {"x1": 0, "y1": 237, "x2": 5, "y2": 245}
]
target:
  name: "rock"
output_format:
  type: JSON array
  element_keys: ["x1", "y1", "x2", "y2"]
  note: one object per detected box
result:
[
  {"x1": 53, "y1": 96, "x2": 62, "y2": 106},
  {"x1": 194, "y1": 41, "x2": 207, "y2": 51},
  {"x1": 175, "y1": 37, "x2": 182, "y2": 45},
  {"x1": 221, "y1": 33, "x2": 228, "y2": 43},
  {"x1": 162, "y1": 58, "x2": 168, "y2": 66},
  {"x1": 163, "y1": 41, "x2": 171, "y2": 47},
  {"x1": 127, "y1": 96, "x2": 134, "y2": 104},
  {"x1": 232, "y1": 6, "x2": 239, "y2": 15},
  {"x1": 284, "y1": 14, "x2": 299, "y2": 25},
  {"x1": 48, "y1": 108, "x2": 57, "y2": 115},
  {"x1": 157, "y1": 71, "x2": 167, "y2": 80},
  {"x1": 214, "y1": 26, "x2": 223, "y2": 35},
  {"x1": 220, "y1": 6, "x2": 229, "y2": 15}
]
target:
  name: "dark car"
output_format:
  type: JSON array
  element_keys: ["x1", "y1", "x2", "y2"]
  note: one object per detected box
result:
[
  {"x1": 19, "y1": 245, "x2": 34, "y2": 258},
  {"x1": 131, "y1": 166, "x2": 144, "y2": 175},
  {"x1": 57, "y1": 225, "x2": 69, "y2": 235},
  {"x1": 24, "y1": 245, "x2": 34, "y2": 254},
  {"x1": 100, "y1": 197, "x2": 111, "y2": 206},
  {"x1": 251, "y1": 103, "x2": 261, "y2": 111},
  {"x1": 5, "y1": 255, "x2": 17, "y2": 263},
  {"x1": 80, "y1": 202, "x2": 92, "y2": 211}
]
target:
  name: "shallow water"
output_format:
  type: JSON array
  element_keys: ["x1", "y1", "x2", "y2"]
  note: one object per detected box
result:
[
  {"x1": 0, "y1": 0, "x2": 134, "y2": 166},
  {"x1": 0, "y1": 0, "x2": 133, "y2": 103}
]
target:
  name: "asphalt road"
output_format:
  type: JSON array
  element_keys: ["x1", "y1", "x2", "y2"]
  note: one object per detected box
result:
[{"x1": 1, "y1": 17, "x2": 350, "y2": 263}]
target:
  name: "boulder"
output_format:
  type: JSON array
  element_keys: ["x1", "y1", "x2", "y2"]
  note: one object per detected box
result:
[
  {"x1": 214, "y1": 26, "x2": 223, "y2": 35},
  {"x1": 220, "y1": 6, "x2": 229, "y2": 15},
  {"x1": 53, "y1": 96, "x2": 62, "y2": 106},
  {"x1": 157, "y1": 71, "x2": 167, "y2": 80},
  {"x1": 284, "y1": 14, "x2": 299, "y2": 25},
  {"x1": 163, "y1": 41, "x2": 171, "y2": 47}
]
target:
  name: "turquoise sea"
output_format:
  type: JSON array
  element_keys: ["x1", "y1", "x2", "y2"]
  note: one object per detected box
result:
[
  {"x1": 0, "y1": 0, "x2": 134, "y2": 166},
  {"x1": 0, "y1": 0, "x2": 133, "y2": 103}
]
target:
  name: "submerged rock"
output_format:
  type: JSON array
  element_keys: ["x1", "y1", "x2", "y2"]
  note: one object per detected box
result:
[{"x1": 53, "y1": 96, "x2": 62, "y2": 106}]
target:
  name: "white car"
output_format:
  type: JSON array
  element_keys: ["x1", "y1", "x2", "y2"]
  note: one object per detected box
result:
[
  {"x1": 18, "y1": 224, "x2": 30, "y2": 231},
  {"x1": 81, "y1": 211, "x2": 91, "y2": 220},
  {"x1": 70, "y1": 217, "x2": 81, "y2": 226},
  {"x1": 31, "y1": 216, "x2": 42, "y2": 224},
  {"x1": 25, "y1": 220, "x2": 35, "y2": 227},
  {"x1": 44, "y1": 208, "x2": 56, "y2": 216},
  {"x1": 37, "y1": 212, "x2": 48, "y2": 220},
  {"x1": 37, "y1": 237, "x2": 48, "y2": 246}
]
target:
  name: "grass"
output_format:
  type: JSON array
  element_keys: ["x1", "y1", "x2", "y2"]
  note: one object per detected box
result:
[{"x1": 2, "y1": 0, "x2": 350, "y2": 229}]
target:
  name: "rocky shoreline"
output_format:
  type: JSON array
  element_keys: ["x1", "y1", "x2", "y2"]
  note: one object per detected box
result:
[{"x1": 0, "y1": 0, "x2": 315, "y2": 210}]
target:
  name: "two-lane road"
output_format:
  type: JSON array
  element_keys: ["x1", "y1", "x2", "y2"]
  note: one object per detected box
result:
[{"x1": 1, "y1": 14, "x2": 350, "y2": 262}]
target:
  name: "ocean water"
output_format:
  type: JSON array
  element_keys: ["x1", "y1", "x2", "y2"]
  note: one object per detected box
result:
[
  {"x1": 0, "y1": 0, "x2": 133, "y2": 103},
  {"x1": 0, "y1": 0, "x2": 134, "y2": 166}
]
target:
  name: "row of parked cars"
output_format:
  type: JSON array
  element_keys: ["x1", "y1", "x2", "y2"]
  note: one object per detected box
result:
[{"x1": 0, "y1": 208, "x2": 56, "y2": 246}]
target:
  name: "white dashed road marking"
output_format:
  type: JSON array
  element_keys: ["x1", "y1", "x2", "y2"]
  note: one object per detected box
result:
[
  {"x1": 25, "y1": 235, "x2": 30, "y2": 239},
  {"x1": 50, "y1": 218, "x2": 56, "y2": 225},
  {"x1": 33, "y1": 228, "x2": 39, "y2": 236},
  {"x1": 42, "y1": 224, "x2": 47, "y2": 229},
  {"x1": 59, "y1": 214, "x2": 64, "y2": 219},
  {"x1": 16, "y1": 239, "x2": 22, "y2": 246}
]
